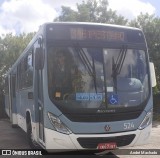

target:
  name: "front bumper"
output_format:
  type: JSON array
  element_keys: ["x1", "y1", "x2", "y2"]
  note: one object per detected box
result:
[{"x1": 44, "y1": 123, "x2": 151, "y2": 150}]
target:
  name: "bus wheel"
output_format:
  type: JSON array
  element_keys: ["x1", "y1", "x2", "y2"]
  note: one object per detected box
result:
[{"x1": 27, "y1": 121, "x2": 39, "y2": 149}]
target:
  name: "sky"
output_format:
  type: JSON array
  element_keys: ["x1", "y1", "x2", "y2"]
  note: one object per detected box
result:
[{"x1": 0, "y1": 0, "x2": 159, "y2": 36}]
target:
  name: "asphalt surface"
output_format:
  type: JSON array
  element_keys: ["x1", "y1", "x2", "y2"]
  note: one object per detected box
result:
[
  {"x1": 0, "y1": 119, "x2": 159, "y2": 158},
  {"x1": 0, "y1": 119, "x2": 30, "y2": 149},
  {"x1": 119, "y1": 121, "x2": 160, "y2": 158}
]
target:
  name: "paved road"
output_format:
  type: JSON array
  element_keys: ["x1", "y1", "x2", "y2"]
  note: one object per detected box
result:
[
  {"x1": 119, "y1": 121, "x2": 160, "y2": 158},
  {"x1": 95, "y1": 121, "x2": 160, "y2": 158},
  {"x1": 0, "y1": 119, "x2": 159, "y2": 157},
  {"x1": 0, "y1": 119, "x2": 30, "y2": 149}
]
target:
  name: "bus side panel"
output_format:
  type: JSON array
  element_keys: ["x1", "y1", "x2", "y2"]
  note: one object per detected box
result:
[
  {"x1": 10, "y1": 74, "x2": 18, "y2": 126},
  {"x1": 11, "y1": 96, "x2": 18, "y2": 125},
  {"x1": 4, "y1": 77, "x2": 10, "y2": 118},
  {"x1": 17, "y1": 90, "x2": 26, "y2": 131},
  {"x1": 4, "y1": 94, "x2": 10, "y2": 117},
  {"x1": 16, "y1": 90, "x2": 21, "y2": 128},
  {"x1": 16, "y1": 86, "x2": 34, "y2": 132}
]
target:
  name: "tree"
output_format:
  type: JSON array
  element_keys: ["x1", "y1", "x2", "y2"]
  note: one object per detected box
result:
[
  {"x1": 54, "y1": 6, "x2": 77, "y2": 22},
  {"x1": 129, "y1": 13, "x2": 160, "y2": 92},
  {"x1": 0, "y1": 33, "x2": 35, "y2": 90},
  {"x1": 54, "y1": 0, "x2": 128, "y2": 25}
]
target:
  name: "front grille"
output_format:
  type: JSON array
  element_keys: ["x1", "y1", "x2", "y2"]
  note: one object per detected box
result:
[
  {"x1": 65, "y1": 111, "x2": 141, "y2": 122},
  {"x1": 77, "y1": 134, "x2": 135, "y2": 148}
]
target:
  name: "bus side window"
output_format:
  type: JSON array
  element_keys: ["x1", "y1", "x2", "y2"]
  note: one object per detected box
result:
[
  {"x1": 19, "y1": 60, "x2": 25, "y2": 89},
  {"x1": 17, "y1": 64, "x2": 20, "y2": 90},
  {"x1": 25, "y1": 50, "x2": 33, "y2": 87},
  {"x1": 4, "y1": 77, "x2": 9, "y2": 95}
]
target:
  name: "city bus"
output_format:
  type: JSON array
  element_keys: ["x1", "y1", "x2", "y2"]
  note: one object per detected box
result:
[{"x1": 4, "y1": 22, "x2": 156, "y2": 151}]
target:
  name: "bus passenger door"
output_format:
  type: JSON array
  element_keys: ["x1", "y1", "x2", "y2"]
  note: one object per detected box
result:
[
  {"x1": 37, "y1": 69, "x2": 45, "y2": 143},
  {"x1": 10, "y1": 74, "x2": 17, "y2": 125},
  {"x1": 9, "y1": 74, "x2": 17, "y2": 125},
  {"x1": 34, "y1": 38, "x2": 45, "y2": 145}
]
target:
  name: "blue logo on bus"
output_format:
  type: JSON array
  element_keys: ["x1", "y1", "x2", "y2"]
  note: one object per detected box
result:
[{"x1": 108, "y1": 94, "x2": 118, "y2": 105}]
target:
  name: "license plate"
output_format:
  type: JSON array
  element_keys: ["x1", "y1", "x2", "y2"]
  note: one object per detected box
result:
[{"x1": 97, "y1": 142, "x2": 117, "y2": 150}]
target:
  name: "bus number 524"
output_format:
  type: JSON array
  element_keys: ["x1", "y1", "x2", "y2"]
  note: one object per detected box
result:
[{"x1": 124, "y1": 122, "x2": 134, "y2": 130}]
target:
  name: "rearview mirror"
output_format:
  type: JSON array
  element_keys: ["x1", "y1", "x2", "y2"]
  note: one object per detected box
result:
[
  {"x1": 149, "y1": 62, "x2": 156, "y2": 87},
  {"x1": 35, "y1": 47, "x2": 44, "y2": 70}
]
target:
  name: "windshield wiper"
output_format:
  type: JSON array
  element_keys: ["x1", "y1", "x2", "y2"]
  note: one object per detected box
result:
[
  {"x1": 112, "y1": 45, "x2": 127, "y2": 93},
  {"x1": 74, "y1": 45, "x2": 97, "y2": 93}
]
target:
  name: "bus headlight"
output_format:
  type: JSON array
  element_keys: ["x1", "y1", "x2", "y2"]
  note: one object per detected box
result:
[
  {"x1": 48, "y1": 112, "x2": 72, "y2": 135},
  {"x1": 138, "y1": 110, "x2": 152, "y2": 130}
]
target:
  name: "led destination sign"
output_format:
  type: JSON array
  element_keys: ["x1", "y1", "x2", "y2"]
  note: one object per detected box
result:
[
  {"x1": 47, "y1": 24, "x2": 145, "y2": 44},
  {"x1": 70, "y1": 28, "x2": 125, "y2": 41}
]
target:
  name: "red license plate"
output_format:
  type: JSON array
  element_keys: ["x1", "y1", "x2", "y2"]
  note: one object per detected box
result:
[{"x1": 97, "y1": 142, "x2": 117, "y2": 150}]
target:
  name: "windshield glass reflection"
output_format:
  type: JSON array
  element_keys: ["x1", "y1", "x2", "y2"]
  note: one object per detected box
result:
[{"x1": 47, "y1": 46, "x2": 149, "y2": 112}]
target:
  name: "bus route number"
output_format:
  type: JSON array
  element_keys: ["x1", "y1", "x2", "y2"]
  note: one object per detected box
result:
[{"x1": 123, "y1": 122, "x2": 134, "y2": 130}]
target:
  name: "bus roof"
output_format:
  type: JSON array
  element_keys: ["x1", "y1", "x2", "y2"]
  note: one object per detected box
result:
[
  {"x1": 40, "y1": 22, "x2": 141, "y2": 31},
  {"x1": 6, "y1": 22, "x2": 143, "y2": 75}
]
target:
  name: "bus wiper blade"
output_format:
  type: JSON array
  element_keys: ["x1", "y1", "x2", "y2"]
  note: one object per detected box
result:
[
  {"x1": 92, "y1": 55, "x2": 97, "y2": 93},
  {"x1": 113, "y1": 45, "x2": 127, "y2": 76},
  {"x1": 112, "y1": 45, "x2": 127, "y2": 92},
  {"x1": 76, "y1": 47, "x2": 93, "y2": 76},
  {"x1": 74, "y1": 45, "x2": 97, "y2": 93}
]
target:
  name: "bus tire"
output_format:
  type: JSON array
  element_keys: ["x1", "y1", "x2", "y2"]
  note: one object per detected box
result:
[{"x1": 27, "y1": 121, "x2": 39, "y2": 149}]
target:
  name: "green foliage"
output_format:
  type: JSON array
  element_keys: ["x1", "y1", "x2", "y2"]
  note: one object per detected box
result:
[
  {"x1": 1, "y1": 0, "x2": 160, "y2": 95},
  {"x1": 55, "y1": 0, "x2": 160, "y2": 93},
  {"x1": 0, "y1": 33, "x2": 35, "y2": 89},
  {"x1": 54, "y1": 6, "x2": 77, "y2": 22},
  {"x1": 129, "y1": 13, "x2": 160, "y2": 92},
  {"x1": 54, "y1": 0, "x2": 128, "y2": 25}
]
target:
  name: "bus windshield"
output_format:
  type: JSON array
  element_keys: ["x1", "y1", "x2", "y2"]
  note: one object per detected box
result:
[{"x1": 47, "y1": 46, "x2": 149, "y2": 113}]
